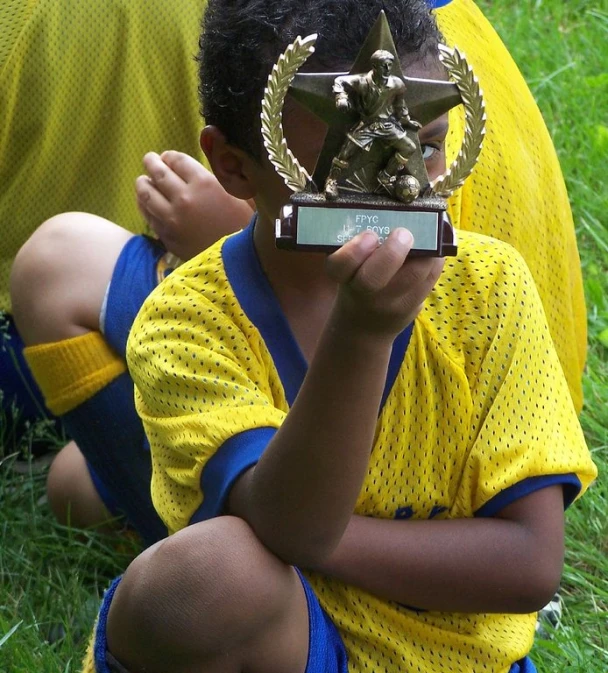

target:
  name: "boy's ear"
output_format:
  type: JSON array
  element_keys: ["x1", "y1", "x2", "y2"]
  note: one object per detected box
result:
[{"x1": 200, "y1": 127, "x2": 257, "y2": 200}]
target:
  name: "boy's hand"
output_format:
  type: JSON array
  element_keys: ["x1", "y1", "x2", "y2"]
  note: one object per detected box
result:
[
  {"x1": 326, "y1": 229, "x2": 444, "y2": 338},
  {"x1": 135, "y1": 151, "x2": 254, "y2": 260}
]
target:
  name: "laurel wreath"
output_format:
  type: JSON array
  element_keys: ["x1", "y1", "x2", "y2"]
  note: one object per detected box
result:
[
  {"x1": 261, "y1": 34, "x2": 317, "y2": 192},
  {"x1": 430, "y1": 44, "x2": 486, "y2": 197},
  {"x1": 261, "y1": 38, "x2": 485, "y2": 197}
]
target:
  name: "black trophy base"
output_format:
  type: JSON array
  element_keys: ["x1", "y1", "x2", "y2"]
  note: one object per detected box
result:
[{"x1": 275, "y1": 192, "x2": 457, "y2": 257}]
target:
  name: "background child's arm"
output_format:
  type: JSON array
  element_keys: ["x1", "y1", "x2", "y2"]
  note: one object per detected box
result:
[
  {"x1": 313, "y1": 485, "x2": 564, "y2": 614},
  {"x1": 135, "y1": 150, "x2": 253, "y2": 260},
  {"x1": 227, "y1": 230, "x2": 444, "y2": 568}
]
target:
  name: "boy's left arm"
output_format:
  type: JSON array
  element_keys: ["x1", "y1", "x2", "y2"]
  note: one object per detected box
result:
[
  {"x1": 315, "y1": 485, "x2": 564, "y2": 614},
  {"x1": 315, "y1": 244, "x2": 596, "y2": 615}
]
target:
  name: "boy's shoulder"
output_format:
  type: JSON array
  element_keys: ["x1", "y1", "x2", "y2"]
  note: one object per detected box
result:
[
  {"x1": 132, "y1": 227, "x2": 539, "y2": 338},
  {"x1": 153, "y1": 227, "x2": 530, "y2": 300},
  {"x1": 418, "y1": 229, "x2": 546, "y2": 370},
  {"x1": 127, "y1": 231, "x2": 266, "y2": 377},
  {"x1": 128, "y1": 227, "x2": 542, "y2": 372},
  {"x1": 440, "y1": 228, "x2": 532, "y2": 296},
  {"x1": 431, "y1": 228, "x2": 536, "y2": 309},
  {"x1": 135, "y1": 235, "x2": 231, "y2": 318}
]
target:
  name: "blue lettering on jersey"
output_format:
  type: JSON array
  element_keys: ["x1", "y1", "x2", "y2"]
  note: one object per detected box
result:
[
  {"x1": 429, "y1": 505, "x2": 448, "y2": 519},
  {"x1": 395, "y1": 506, "x2": 415, "y2": 520},
  {"x1": 394, "y1": 505, "x2": 448, "y2": 520}
]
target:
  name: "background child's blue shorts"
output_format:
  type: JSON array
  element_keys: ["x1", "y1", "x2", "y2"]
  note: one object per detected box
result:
[
  {"x1": 87, "y1": 234, "x2": 172, "y2": 522},
  {"x1": 93, "y1": 571, "x2": 348, "y2": 673},
  {"x1": 101, "y1": 234, "x2": 169, "y2": 357}
]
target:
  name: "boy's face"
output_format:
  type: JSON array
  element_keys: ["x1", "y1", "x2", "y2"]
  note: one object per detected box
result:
[{"x1": 234, "y1": 54, "x2": 449, "y2": 225}]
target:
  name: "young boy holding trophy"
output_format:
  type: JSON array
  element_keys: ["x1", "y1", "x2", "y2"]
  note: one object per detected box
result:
[{"x1": 80, "y1": 1, "x2": 595, "y2": 671}]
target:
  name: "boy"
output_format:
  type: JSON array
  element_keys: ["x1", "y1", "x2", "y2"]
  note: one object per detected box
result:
[{"x1": 83, "y1": 1, "x2": 596, "y2": 672}]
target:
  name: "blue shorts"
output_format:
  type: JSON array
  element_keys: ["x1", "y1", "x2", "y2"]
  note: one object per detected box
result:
[
  {"x1": 93, "y1": 571, "x2": 348, "y2": 673},
  {"x1": 511, "y1": 657, "x2": 537, "y2": 673},
  {"x1": 87, "y1": 234, "x2": 175, "y2": 519},
  {"x1": 101, "y1": 234, "x2": 170, "y2": 357}
]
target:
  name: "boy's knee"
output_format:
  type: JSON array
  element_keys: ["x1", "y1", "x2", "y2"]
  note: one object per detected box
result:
[
  {"x1": 107, "y1": 516, "x2": 298, "y2": 669},
  {"x1": 12, "y1": 214, "x2": 86, "y2": 299},
  {"x1": 10, "y1": 213, "x2": 133, "y2": 344}
]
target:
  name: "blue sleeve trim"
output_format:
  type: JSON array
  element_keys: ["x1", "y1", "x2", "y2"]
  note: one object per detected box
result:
[
  {"x1": 475, "y1": 474, "x2": 582, "y2": 518},
  {"x1": 189, "y1": 426, "x2": 278, "y2": 524},
  {"x1": 509, "y1": 656, "x2": 537, "y2": 673}
]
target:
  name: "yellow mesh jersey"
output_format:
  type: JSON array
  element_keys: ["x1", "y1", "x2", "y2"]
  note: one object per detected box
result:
[
  {"x1": 125, "y1": 226, "x2": 596, "y2": 673},
  {"x1": 0, "y1": 0, "x2": 208, "y2": 313},
  {"x1": 436, "y1": 0, "x2": 586, "y2": 412}
]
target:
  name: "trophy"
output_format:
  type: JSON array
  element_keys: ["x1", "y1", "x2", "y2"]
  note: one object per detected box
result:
[{"x1": 261, "y1": 12, "x2": 486, "y2": 257}]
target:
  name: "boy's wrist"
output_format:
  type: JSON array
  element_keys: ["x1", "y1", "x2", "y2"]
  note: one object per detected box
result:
[
  {"x1": 330, "y1": 293, "x2": 416, "y2": 345},
  {"x1": 326, "y1": 305, "x2": 401, "y2": 356}
]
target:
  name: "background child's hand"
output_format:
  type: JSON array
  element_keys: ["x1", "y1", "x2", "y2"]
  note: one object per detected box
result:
[
  {"x1": 135, "y1": 151, "x2": 254, "y2": 260},
  {"x1": 326, "y1": 229, "x2": 444, "y2": 338}
]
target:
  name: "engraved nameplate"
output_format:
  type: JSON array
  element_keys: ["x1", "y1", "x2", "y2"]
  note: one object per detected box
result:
[{"x1": 296, "y1": 206, "x2": 439, "y2": 249}]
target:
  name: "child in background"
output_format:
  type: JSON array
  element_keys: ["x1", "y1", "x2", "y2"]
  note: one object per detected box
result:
[
  {"x1": 1, "y1": 0, "x2": 215, "y2": 436},
  {"x1": 11, "y1": 152, "x2": 251, "y2": 543},
  {"x1": 80, "y1": 1, "x2": 596, "y2": 671}
]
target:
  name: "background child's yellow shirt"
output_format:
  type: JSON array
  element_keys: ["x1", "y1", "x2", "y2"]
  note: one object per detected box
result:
[
  {"x1": 0, "y1": 0, "x2": 207, "y2": 313},
  {"x1": 126, "y1": 225, "x2": 597, "y2": 673},
  {"x1": 437, "y1": 0, "x2": 587, "y2": 412},
  {"x1": 2, "y1": 0, "x2": 586, "y2": 417}
]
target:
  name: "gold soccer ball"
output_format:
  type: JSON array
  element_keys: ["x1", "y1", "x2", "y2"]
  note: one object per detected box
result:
[{"x1": 395, "y1": 175, "x2": 420, "y2": 204}]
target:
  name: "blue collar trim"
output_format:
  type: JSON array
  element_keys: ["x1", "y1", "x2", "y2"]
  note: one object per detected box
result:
[
  {"x1": 222, "y1": 217, "x2": 413, "y2": 413},
  {"x1": 222, "y1": 217, "x2": 307, "y2": 406}
]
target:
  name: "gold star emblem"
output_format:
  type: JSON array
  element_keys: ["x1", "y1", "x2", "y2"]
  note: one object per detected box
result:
[{"x1": 288, "y1": 11, "x2": 462, "y2": 190}]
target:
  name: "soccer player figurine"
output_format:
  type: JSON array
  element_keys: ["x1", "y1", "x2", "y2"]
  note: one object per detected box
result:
[{"x1": 324, "y1": 49, "x2": 424, "y2": 201}]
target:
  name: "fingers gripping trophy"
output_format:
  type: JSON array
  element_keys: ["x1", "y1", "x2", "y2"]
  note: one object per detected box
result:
[{"x1": 262, "y1": 12, "x2": 486, "y2": 257}]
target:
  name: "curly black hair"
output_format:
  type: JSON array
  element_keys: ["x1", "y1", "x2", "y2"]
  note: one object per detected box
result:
[{"x1": 198, "y1": 0, "x2": 441, "y2": 158}]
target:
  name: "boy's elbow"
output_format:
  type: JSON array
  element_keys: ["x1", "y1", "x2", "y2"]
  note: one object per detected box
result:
[
  {"x1": 264, "y1": 530, "x2": 340, "y2": 569},
  {"x1": 515, "y1": 580, "x2": 561, "y2": 614},
  {"x1": 529, "y1": 561, "x2": 563, "y2": 611},
  {"x1": 511, "y1": 553, "x2": 563, "y2": 613},
  {"x1": 499, "y1": 485, "x2": 566, "y2": 613},
  {"x1": 527, "y1": 527, "x2": 565, "y2": 611}
]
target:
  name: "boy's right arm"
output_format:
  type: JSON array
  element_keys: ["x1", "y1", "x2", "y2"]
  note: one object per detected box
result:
[{"x1": 227, "y1": 229, "x2": 444, "y2": 567}]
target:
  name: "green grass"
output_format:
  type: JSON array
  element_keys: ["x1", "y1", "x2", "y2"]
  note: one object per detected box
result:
[
  {"x1": 478, "y1": 1, "x2": 608, "y2": 670},
  {"x1": 1, "y1": 0, "x2": 607, "y2": 670},
  {"x1": 0, "y1": 462, "x2": 139, "y2": 672}
]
